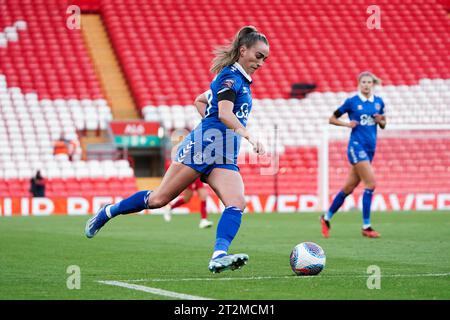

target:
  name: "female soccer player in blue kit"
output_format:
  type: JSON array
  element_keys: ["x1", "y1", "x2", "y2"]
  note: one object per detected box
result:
[
  {"x1": 85, "y1": 26, "x2": 270, "y2": 273},
  {"x1": 320, "y1": 71, "x2": 386, "y2": 238}
]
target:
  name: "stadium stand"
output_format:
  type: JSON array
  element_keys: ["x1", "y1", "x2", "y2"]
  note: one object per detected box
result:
[
  {"x1": 101, "y1": 0, "x2": 449, "y2": 108},
  {"x1": 1, "y1": 0, "x2": 449, "y2": 199},
  {"x1": 0, "y1": 0, "x2": 137, "y2": 197}
]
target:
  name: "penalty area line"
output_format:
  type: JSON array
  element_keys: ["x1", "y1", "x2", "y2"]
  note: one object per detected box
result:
[{"x1": 97, "y1": 280, "x2": 213, "y2": 300}]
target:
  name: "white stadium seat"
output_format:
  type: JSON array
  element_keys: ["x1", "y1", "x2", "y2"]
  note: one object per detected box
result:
[{"x1": 0, "y1": 71, "x2": 449, "y2": 181}]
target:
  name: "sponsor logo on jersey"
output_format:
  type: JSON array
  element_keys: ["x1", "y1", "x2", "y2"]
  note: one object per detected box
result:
[
  {"x1": 235, "y1": 103, "x2": 249, "y2": 121},
  {"x1": 359, "y1": 114, "x2": 376, "y2": 126}
]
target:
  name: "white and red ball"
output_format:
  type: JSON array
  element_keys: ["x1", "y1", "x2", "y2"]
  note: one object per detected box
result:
[{"x1": 290, "y1": 242, "x2": 326, "y2": 276}]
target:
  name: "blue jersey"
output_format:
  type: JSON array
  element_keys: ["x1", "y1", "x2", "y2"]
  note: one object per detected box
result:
[
  {"x1": 203, "y1": 62, "x2": 253, "y2": 160},
  {"x1": 337, "y1": 93, "x2": 385, "y2": 152},
  {"x1": 176, "y1": 62, "x2": 253, "y2": 177}
]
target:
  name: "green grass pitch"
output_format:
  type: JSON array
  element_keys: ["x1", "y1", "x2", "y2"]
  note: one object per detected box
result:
[{"x1": 0, "y1": 211, "x2": 449, "y2": 300}]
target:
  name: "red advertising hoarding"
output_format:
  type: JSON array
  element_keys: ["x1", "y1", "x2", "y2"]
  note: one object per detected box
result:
[{"x1": 1, "y1": 193, "x2": 449, "y2": 216}]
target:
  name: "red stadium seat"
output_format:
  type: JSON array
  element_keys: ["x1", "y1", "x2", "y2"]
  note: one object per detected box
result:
[{"x1": 96, "y1": 0, "x2": 450, "y2": 109}]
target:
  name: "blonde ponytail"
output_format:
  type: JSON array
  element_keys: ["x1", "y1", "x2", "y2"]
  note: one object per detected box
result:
[{"x1": 210, "y1": 26, "x2": 268, "y2": 74}]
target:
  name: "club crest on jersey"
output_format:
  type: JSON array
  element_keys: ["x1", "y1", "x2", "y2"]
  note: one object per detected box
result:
[
  {"x1": 357, "y1": 105, "x2": 363, "y2": 110},
  {"x1": 193, "y1": 152, "x2": 203, "y2": 164},
  {"x1": 375, "y1": 103, "x2": 381, "y2": 110}
]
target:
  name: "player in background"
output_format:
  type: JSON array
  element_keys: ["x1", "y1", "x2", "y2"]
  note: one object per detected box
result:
[
  {"x1": 164, "y1": 179, "x2": 213, "y2": 229},
  {"x1": 320, "y1": 71, "x2": 386, "y2": 238},
  {"x1": 85, "y1": 26, "x2": 269, "y2": 273}
]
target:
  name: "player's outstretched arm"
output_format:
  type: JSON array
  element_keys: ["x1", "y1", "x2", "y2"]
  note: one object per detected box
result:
[{"x1": 218, "y1": 100, "x2": 265, "y2": 155}]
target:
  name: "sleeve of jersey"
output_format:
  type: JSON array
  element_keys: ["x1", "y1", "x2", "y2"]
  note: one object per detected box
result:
[
  {"x1": 334, "y1": 98, "x2": 352, "y2": 118},
  {"x1": 216, "y1": 72, "x2": 242, "y2": 102}
]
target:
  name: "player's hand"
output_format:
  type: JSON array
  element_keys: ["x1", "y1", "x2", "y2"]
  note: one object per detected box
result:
[
  {"x1": 348, "y1": 120, "x2": 359, "y2": 128},
  {"x1": 248, "y1": 136, "x2": 265, "y2": 155},
  {"x1": 253, "y1": 140, "x2": 266, "y2": 155},
  {"x1": 373, "y1": 114, "x2": 385, "y2": 124}
]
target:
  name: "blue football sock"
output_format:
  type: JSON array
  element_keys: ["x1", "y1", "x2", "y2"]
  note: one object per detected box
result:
[
  {"x1": 326, "y1": 190, "x2": 348, "y2": 220},
  {"x1": 213, "y1": 206, "x2": 243, "y2": 255},
  {"x1": 108, "y1": 190, "x2": 152, "y2": 218},
  {"x1": 362, "y1": 189, "x2": 374, "y2": 227}
]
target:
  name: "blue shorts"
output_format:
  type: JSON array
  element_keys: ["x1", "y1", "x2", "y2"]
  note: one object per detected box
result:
[
  {"x1": 175, "y1": 137, "x2": 239, "y2": 182},
  {"x1": 347, "y1": 141, "x2": 375, "y2": 165}
]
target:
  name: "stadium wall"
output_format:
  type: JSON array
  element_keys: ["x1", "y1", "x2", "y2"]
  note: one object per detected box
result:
[{"x1": 1, "y1": 193, "x2": 450, "y2": 216}]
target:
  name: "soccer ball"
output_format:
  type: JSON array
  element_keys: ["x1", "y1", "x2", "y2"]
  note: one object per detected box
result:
[{"x1": 290, "y1": 242, "x2": 326, "y2": 276}]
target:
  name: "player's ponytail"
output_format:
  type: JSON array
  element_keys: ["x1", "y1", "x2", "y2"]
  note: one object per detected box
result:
[
  {"x1": 210, "y1": 26, "x2": 268, "y2": 74},
  {"x1": 358, "y1": 71, "x2": 382, "y2": 86}
]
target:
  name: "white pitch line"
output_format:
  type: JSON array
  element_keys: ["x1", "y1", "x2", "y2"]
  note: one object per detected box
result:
[
  {"x1": 379, "y1": 272, "x2": 450, "y2": 278},
  {"x1": 117, "y1": 272, "x2": 450, "y2": 283},
  {"x1": 98, "y1": 280, "x2": 213, "y2": 300}
]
